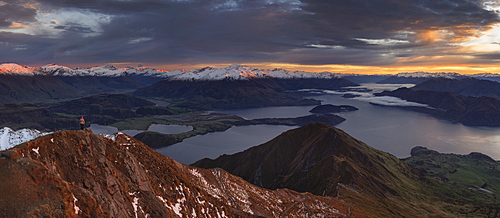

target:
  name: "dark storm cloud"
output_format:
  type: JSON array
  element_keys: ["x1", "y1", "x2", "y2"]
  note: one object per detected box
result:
[
  {"x1": 475, "y1": 53, "x2": 500, "y2": 60},
  {"x1": 35, "y1": 0, "x2": 171, "y2": 13},
  {"x1": 299, "y1": 0, "x2": 499, "y2": 45},
  {"x1": 1, "y1": 0, "x2": 499, "y2": 67},
  {"x1": 276, "y1": 47, "x2": 398, "y2": 66},
  {"x1": 0, "y1": 2, "x2": 37, "y2": 27},
  {"x1": 54, "y1": 24, "x2": 96, "y2": 33},
  {"x1": 0, "y1": 31, "x2": 62, "y2": 65}
]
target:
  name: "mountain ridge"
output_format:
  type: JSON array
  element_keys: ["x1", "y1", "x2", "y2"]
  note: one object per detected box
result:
[
  {"x1": 193, "y1": 123, "x2": 429, "y2": 217},
  {"x1": 167, "y1": 64, "x2": 345, "y2": 80},
  {"x1": 0, "y1": 63, "x2": 170, "y2": 78},
  {"x1": 133, "y1": 78, "x2": 333, "y2": 109},
  {"x1": 411, "y1": 77, "x2": 500, "y2": 99},
  {"x1": 193, "y1": 123, "x2": 500, "y2": 217},
  {"x1": 376, "y1": 87, "x2": 500, "y2": 126},
  {"x1": 377, "y1": 72, "x2": 500, "y2": 84},
  {"x1": 0, "y1": 63, "x2": 347, "y2": 80},
  {"x1": 4, "y1": 62, "x2": 500, "y2": 80},
  {"x1": 0, "y1": 74, "x2": 81, "y2": 104},
  {"x1": 0, "y1": 129, "x2": 365, "y2": 217}
]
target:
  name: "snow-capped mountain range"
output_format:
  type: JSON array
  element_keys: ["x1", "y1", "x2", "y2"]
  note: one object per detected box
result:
[
  {"x1": 383, "y1": 72, "x2": 500, "y2": 79},
  {"x1": 470, "y1": 73, "x2": 500, "y2": 78},
  {"x1": 1, "y1": 62, "x2": 499, "y2": 80},
  {"x1": 395, "y1": 72, "x2": 463, "y2": 78},
  {"x1": 0, "y1": 127, "x2": 50, "y2": 151},
  {"x1": 0, "y1": 63, "x2": 171, "y2": 78},
  {"x1": 0, "y1": 63, "x2": 41, "y2": 75},
  {"x1": 0, "y1": 63, "x2": 346, "y2": 80},
  {"x1": 167, "y1": 64, "x2": 344, "y2": 80}
]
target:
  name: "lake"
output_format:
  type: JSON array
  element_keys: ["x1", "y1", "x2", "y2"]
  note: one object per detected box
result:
[{"x1": 157, "y1": 84, "x2": 500, "y2": 164}]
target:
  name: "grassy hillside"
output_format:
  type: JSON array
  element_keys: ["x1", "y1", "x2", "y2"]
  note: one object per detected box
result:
[{"x1": 404, "y1": 146, "x2": 500, "y2": 194}]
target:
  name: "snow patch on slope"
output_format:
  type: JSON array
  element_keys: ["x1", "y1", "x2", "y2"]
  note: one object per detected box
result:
[{"x1": 0, "y1": 127, "x2": 51, "y2": 150}]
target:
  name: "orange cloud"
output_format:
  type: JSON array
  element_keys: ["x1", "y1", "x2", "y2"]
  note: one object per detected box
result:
[
  {"x1": 9, "y1": 22, "x2": 30, "y2": 29},
  {"x1": 24, "y1": 3, "x2": 39, "y2": 9},
  {"x1": 416, "y1": 30, "x2": 442, "y2": 43}
]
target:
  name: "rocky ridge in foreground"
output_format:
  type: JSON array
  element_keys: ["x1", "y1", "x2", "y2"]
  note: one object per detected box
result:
[{"x1": 0, "y1": 130, "x2": 364, "y2": 217}]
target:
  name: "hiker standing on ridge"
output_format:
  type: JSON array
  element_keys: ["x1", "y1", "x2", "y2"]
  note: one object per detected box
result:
[{"x1": 80, "y1": 116, "x2": 85, "y2": 130}]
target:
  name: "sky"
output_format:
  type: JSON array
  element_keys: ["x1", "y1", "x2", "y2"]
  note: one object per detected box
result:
[{"x1": 1, "y1": 0, "x2": 500, "y2": 74}]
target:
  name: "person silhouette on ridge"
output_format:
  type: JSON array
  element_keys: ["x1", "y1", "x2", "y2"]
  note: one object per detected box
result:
[{"x1": 80, "y1": 116, "x2": 85, "y2": 130}]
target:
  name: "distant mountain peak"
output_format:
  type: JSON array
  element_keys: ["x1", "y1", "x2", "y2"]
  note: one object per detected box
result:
[
  {"x1": 396, "y1": 72, "x2": 462, "y2": 78},
  {"x1": 193, "y1": 122, "x2": 424, "y2": 217},
  {"x1": 0, "y1": 63, "x2": 39, "y2": 75}
]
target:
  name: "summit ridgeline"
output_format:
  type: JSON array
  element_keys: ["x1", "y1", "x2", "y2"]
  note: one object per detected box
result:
[
  {"x1": 193, "y1": 123, "x2": 500, "y2": 217},
  {"x1": 0, "y1": 129, "x2": 364, "y2": 217}
]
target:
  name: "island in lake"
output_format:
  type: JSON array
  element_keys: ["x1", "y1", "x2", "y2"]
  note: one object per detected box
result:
[{"x1": 309, "y1": 104, "x2": 359, "y2": 113}]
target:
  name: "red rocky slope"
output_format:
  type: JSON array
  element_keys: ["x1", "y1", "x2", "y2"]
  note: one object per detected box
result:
[{"x1": 0, "y1": 130, "x2": 366, "y2": 217}]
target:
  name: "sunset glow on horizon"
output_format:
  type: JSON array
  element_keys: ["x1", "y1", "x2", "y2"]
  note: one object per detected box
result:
[
  {"x1": 1, "y1": 0, "x2": 500, "y2": 75},
  {"x1": 145, "y1": 62, "x2": 500, "y2": 75}
]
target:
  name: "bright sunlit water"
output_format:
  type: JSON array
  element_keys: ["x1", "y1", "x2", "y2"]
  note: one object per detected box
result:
[{"x1": 157, "y1": 84, "x2": 500, "y2": 164}]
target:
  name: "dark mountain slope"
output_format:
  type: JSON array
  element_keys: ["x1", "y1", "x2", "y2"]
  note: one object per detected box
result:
[
  {"x1": 343, "y1": 75, "x2": 390, "y2": 84},
  {"x1": 0, "y1": 75, "x2": 80, "y2": 104},
  {"x1": 376, "y1": 88, "x2": 500, "y2": 126},
  {"x1": 0, "y1": 94, "x2": 155, "y2": 131},
  {"x1": 193, "y1": 123, "x2": 500, "y2": 217},
  {"x1": 49, "y1": 94, "x2": 155, "y2": 120},
  {"x1": 0, "y1": 130, "x2": 365, "y2": 217},
  {"x1": 57, "y1": 76, "x2": 161, "y2": 95},
  {"x1": 411, "y1": 77, "x2": 500, "y2": 99},
  {"x1": 376, "y1": 76, "x2": 432, "y2": 84},
  {"x1": 269, "y1": 78, "x2": 358, "y2": 90},
  {"x1": 0, "y1": 103, "x2": 75, "y2": 131},
  {"x1": 376, "y1": 73, "x2": 465, "y2": 84},
  {"x1": 133, "y1": 78, "x2": 356, "y2": 109},
  {"x1": 193, "y1": 123, "x2": 426, "y2": 217},
  {"x1": 134, "y1": 79, "x2": 318, "y2": 109}
]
